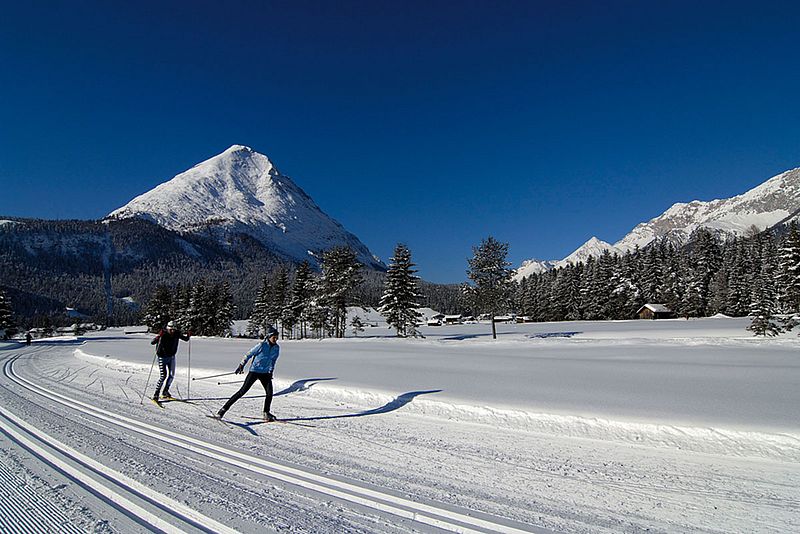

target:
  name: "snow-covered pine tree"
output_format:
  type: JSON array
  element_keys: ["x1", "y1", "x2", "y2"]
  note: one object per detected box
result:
[
  {"x1": 268, "y1": 267, "x2": 290, "y2": 338},
  {"x1": 212, "y1": 282, "x2": 235, "y2": 336},
  {"x1": 531, "y1": 274, "x2": 549, "y2": 322},
  {"x1": 640, "y1": 241, "x2": 663, "y2": 303},
  {"x1": 466, "y1": 236, "x2": 514, "y2": 339},
  {"x1": 187, "y1": 280, "x2": 213, "y2": 336},
  {"x1": 247, "y1": 275, "x2": 271, "y2": 337},
  {"x1": 518, "y1": 275, "x2": 538, "y2": 320},
  {"x1": 747, "y1": 261, "x2": 783, "y2": 337},
  {"x1": 550, "y1": 264, "x2": 585, "y2": 321},
  {"x1": 683, "y1": 228, "x2": 722, "y2": 317},
  {"x1": 516, "y1": 277, "x2": 529, "y2": 317},
  {"x1": 0, "y1": 288, "x2": 15, "y2": 338},
  {"x1": 565, "y1": 263, "x2": 584, "y2": 321},
  {"x1": 579, "y1": 256, "x2": 598, "y2": 320},
  {"x1": 286, "y1": 261, "x2": 314, "y2": 339},
  {"x1": 591, "y1": 251, "x2": 616, "y2": 320},
  {"x1": 610, "y1": 250, "x2": 641, "y2": 319},
  {"x1": 548, "y1": 268, "x2": 568, "y2": 321},
  {"x1": 659, "y1": 241, "x2": 683, "y2": 314},
  {"x1": 142, "y1": 285, "x2": 172, "y2": 332},
  {"x1": 379, "y1": 243, "x2": 423, "y2": 337},
  {"x1": 173, "y1": 285, "x2": 192, "y2": 332},
  {"x1": 708, "y1": 263, "x2": 730, "y2": 316},
  {"x1": 778, "y1": 221, "x2": 800, "y2": 317},
  {"x1": 318, "y1": 246, "x2": 364, "y2": 338},
  {"x1": 725, "y1": 239, "x2": 751, "y2": 316}
]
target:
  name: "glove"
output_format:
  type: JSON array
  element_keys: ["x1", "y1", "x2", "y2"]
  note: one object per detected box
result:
[
  {"x1": 235, "y1": 364, "x2": 244, "y2": 375},
  {"x1": 187, "y1": 330, "x2": 193, "y2": 337}
]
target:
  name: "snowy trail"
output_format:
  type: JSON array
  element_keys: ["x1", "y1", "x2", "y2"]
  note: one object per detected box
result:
[
  {"x1": 0, "y1": 441, "x2": 84, "y2": 534},
  {"x1": 4, "y1": 354, "x2": 539, "y2": 534},
  {"x1": 3, "y1": 331, "x2": 799, "y2": 533},
  {"x1": 0, "y1": 404, "x2": 234, "y2": 534},
  {"x1": 2, "y1": 346, "x2": 547, "y2": 533}
]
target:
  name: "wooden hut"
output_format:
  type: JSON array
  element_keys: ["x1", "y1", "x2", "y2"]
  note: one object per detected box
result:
[{"x1": 636, "y1": 303, "x2": 675, "y2": 320}]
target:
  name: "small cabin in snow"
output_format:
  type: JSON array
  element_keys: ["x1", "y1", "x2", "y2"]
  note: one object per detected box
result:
[
  {"x1": 636, "y1": 303, "x2": 675, "y2": 320},
  {"x1": 443, "y1": 315, "x2": 462, "y2": 325}
]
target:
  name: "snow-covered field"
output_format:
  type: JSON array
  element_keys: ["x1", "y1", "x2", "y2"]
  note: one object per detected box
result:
[{"x1": 1, "y1": 317, "x2": 798, "y2": 532}]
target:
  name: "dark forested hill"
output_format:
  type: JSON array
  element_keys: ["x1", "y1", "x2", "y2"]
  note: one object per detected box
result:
[{"x1": 0, "y1": 217, "x2": 286, "y2": 325}]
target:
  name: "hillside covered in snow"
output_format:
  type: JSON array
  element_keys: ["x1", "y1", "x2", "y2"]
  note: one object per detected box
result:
[
  {"x1": 516, "y1": 166, "x2": 800, "y2": 279},
  {"x1": 108, "y1": 145, "x2": 384, "y2": 270}
]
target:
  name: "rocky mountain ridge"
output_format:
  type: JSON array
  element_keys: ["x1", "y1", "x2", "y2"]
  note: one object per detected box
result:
[{"x1": 515, "y1": 166, "x2": 800, "y2": 280}]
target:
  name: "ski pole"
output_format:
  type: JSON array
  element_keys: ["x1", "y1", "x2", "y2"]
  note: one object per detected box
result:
[
  {"x1": 192, "y1": 371, "x2": 235, "y2": 381},
  {"x1": 187, "y1": 337, "x2": 191, "y2": 400},
  {"x1": 217, "y1": 379, "x2": 243, "y2": 385},
  {"x1": 141, "y1": 351, "x2": 158, "y2": 404}
]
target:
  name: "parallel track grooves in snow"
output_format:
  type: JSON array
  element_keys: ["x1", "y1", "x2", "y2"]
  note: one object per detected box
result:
[
  {"x1": 0, "y1": 406, "x2": 236, "y2": 534},
  {"x1": 0, "y1": 455, "x2": 83, "y2": 534},
  {"x1": 5, "y1": 354, "x2": 540, "y2": 534}
]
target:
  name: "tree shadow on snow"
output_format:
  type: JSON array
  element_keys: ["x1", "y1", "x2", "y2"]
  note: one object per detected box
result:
[
  {"x1": 438, "y1": 331, "x2": 517, "y2": 341},
  {"x1": 527, "y1": 331, "x2": 582, "y2": 339}
]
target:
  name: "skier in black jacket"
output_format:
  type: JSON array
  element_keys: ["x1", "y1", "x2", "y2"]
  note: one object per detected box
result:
[{"x1": 150, "y1": 321, "x2": 190, "y2": 400}]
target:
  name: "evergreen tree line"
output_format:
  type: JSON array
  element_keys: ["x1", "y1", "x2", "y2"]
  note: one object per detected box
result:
[
  {"x1": 247, "y1": 246, "x2": 367, "y2": 339},
  {"x1": 0, "y1": 215, "x2": 467, "y2": 329},
  {"x1": 142, "y1": 280, "x2": 235, "y2": 336},
  {"x1": 516, "y1": 223, "x2": 800, "y2": 336},
  {"x1": 242, "y1": 238, "x2": 477, "y2": 339},
  {"x1": 0, "y1": 288, "x2": 15, "y2": 338},
  {"x1": 247, "y1": 243, "x2": 429, "y2": 339}
]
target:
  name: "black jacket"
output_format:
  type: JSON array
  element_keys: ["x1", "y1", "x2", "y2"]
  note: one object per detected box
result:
[{"x1": 151, "y1": 329, "x2": 189, "y2": 357}]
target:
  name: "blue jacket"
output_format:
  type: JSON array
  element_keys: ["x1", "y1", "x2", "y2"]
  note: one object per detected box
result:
[{"x1": 240, "y1": 341, "x2": 280, "y2": 373}]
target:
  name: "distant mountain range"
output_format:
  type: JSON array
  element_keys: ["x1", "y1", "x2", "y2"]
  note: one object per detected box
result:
[
  {"x1": 0, "y1": 146, "x2": 385, "y2": 321},
  {"x1": 515, "y1": 166, "x2": 800, "y2": 280},
  {"x1": 5, "y1": 144, "x2": 799, "y2": 320}
]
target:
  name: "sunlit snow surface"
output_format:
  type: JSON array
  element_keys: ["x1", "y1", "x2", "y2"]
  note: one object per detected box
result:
[
  {"x1": 79, "y1": 316, "x2": 799, "y2": 461},
  {"x1": 8, "y1": 316, "x2": 798, "y2": 532}
]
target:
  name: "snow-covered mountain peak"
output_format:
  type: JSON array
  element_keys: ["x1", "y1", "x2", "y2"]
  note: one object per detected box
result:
[
  {"x1": 224, "y1": 144, "x2": 253, "y2": 153},
  {"x1": 107, "y1": 146, "x2": 383, "y2": 269},
  {"x1": 514, "y1": 258, "x2": 558, "y2": 280},
  {"x1": 614, "y1": 166, "x2": 800, "y2": 251},
  {"x1": 514, "y1": 164, "x2": 800, "y2": 280},
  {"x1": 560, "y1": 237, "x2": 618, "y2": 265}
]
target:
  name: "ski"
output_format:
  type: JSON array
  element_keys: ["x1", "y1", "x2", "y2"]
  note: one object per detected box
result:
[
  {"x1": 241, "y1": 415, "x2": 316, "y2": 427},
  {"x1": 161, "y1": 397, "x2": 194, "y2": 404}
]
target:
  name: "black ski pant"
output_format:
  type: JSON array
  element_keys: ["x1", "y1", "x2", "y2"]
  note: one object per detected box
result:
[
  {"x1": 153, "y1": 356, "x2": 176, "y2": 397},
  {"x1": 221, "y1": 371, "x2": 273, "y2": 414}
]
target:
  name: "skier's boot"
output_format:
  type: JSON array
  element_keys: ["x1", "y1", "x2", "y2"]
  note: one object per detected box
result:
[
  {"x1": 161, "y1": 391, "x2": 174, "y2": 400},
  {"x1": 263, "y1": 412, "x2": 276, "y2": 422},
  {"x1": 214, "y1": 409, "x2": 226, "y2": 419}
]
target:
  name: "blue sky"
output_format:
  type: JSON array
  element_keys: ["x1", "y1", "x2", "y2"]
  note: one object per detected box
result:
[{"x1": 1, "y1": 1, "x2": 799, "y2": 283}]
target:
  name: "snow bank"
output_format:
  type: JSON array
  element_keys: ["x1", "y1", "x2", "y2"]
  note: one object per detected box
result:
[{"x1": 74, "y1": 347, "x2": 800, "y2": 463}]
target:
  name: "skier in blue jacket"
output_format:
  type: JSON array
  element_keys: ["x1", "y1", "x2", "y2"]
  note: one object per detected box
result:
[{"x1": 216, "y1": 327, "x2": 280, "y2": 421}]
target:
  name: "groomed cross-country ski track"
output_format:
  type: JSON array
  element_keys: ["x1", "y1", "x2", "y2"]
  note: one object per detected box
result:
[
  {"x1": 2, "y1": 324, "x2": 798, "y2": 533},
  {"x1": 0, "y1": 344, "x2": 546, "y2": 533}
]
